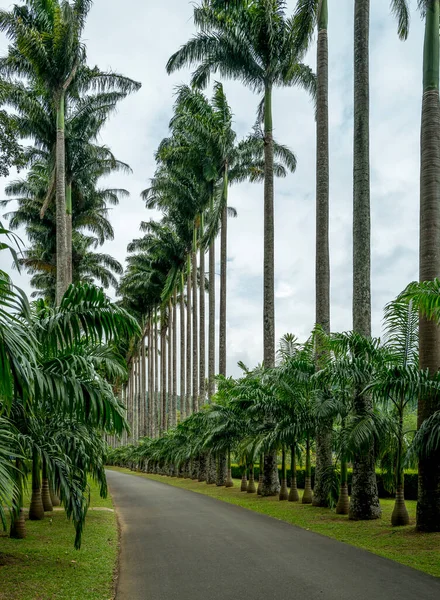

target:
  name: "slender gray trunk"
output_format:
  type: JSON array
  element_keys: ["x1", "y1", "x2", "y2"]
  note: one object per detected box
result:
[
  {"x1": 199, "y1": 244, "x2": 206, "y2": 407},
  {"x1": 313, "y1": 0, "x2": 333, "y2": 509},
  {"x1": 208, "y1": 240, "x2": 216, "y2": 399},
  {"x1": 173, "y1": 290, "x2": 178, "y2": 427},
  {"x1": 186, "y1": 269, "x2": 192, "y2": 417},
  {"x1": 192, "y1": 252, "x2": 198, "y2": 412},
  {"x1": 350, "y1": 0, "x2": 380, "y2": 521},
  {"x1": 154, "y1": 312, "x2": 159, "y2": 437},
  {"x1": 219, "y1": 206, "x2": 227, "y2": 376},
  {"x1": 180, "y1": 281, "x2": 186, "y2": 420},
  {"x1": 161, "y1": 312, "x2": 167, "y2": 433},
  {"x1": 55, "y1": 92, "x2": 68, "y2": 305},
  {"x1": 168, "y1": 301, "x2": 172, "y2": 428},
  {"x1": 417, "y1": 0, "x2": 440, "y2": 532}
]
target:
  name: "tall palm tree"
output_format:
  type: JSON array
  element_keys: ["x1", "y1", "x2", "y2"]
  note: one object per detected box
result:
[
  {"x1": 417, "y1": 0, "x2": 440, "y2": 532},
  {"x1": 0, "y1": 0, "x2": 140, "y2": 303},
  {"x1": 350, "y1": 0, "x2": 409, "y2": 520}
]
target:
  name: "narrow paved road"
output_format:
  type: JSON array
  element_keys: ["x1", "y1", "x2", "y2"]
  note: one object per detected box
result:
[{"x1": 107, "y1": 469, "x2": 440, "y2": 600}]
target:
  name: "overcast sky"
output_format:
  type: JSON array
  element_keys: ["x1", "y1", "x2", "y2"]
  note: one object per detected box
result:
[{"x1": 0, "y1": 1, "x2": 426, "y2": 379}]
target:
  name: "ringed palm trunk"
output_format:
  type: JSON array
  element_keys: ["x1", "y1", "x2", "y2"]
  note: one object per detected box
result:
[
  {"x1": 148, "y1": 314, "x2": 154, "y2": 437},
  {"x1": 289, "y1": 444, "x2": 300, "y2": 502},
  {"x1": 29, "y1": 450, "x2": 44, "y2": 521},
  {"x1": 180, "y1": 277, "x2": 186, "y2": 421},
  {"x1": 350, "y1": 0, "x2": 381, "y2": 521},
  {"x1": 225, "y1": 448, "x2": 234, "y2": 487},
  {"x1": 66, "y1": 183, "x2": 72, "y2": 284},
  {"x1": 241, "y1": 465, "x2": 248, "y2": 491},
  {"x1": 10, "y1": 459, "x2": 26, "y2": 540},
  {"x1": 216, "y1": 453, "x2": 227, "y2": 486},
  {"x1": 154, "y1": 312, "x2": 159, "y2": 437},
  {"x1": 417, "y1": 0, "x2": 440, "y2": 533},
  {"x1": 161, "y1": 313, "x2": 167, "y2": 434},
  {"x1": 208, "y1": 235, "x2": 216, "y2": 401},
  {"x1": 206, "y1": 451, "x2": 217, "y2": 484},
  {"x1": 313, "y1": 0, "x2": 333, "y2": 510},
  {"x1": 302, "y1": 437, "x2": 313, "y2": 504},
  {"x1": 41, "y1": 457, "x2": 52, "y2": 512},
  {"x1": 192, "y1": 250, "x2": 198, "y2": 412},
  {"x1": 55, "y1": 91, "x2": 69, "y2": 305},
  {"x1": 279, "y1": 446, "x2": 288, "y2": 501},
  {"x1": 247, "y1": 463, "x2": 256, "y2": 493},
  {"x1": 199, "y1": 231, "x2": 206, "y2": 408},
  {"x1": 257, "y1": 454, "x2": 264, "y2": 495},
  {"x1": 141, "y1": 336, "x2": 147, "y2": 437},
  {"x1": 335, "y1": 458, "x2": 349, "y2": 515},
  {"x1": 186, "y1": 263, "x2": 192, "y2": 417},
  {"x1": 262, "y1": 84, "x2": 279, "y2": 493},
  {"x1": 219, "y1": 200, "x2": 227, "y2": 377},
  {"x1": 172, "y1": 290, "x2": 177, "y2": 427},
  {"x1": 167, "y1": 301, "x2": 172, "y2": 429}
]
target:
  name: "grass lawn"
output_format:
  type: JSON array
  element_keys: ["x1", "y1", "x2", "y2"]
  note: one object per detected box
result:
[
  {"x1": 108, "y1": 466, "x2": 440, "y2": 578},
  {"x1": 0, "y1": 479, "x2": 118, "y2": 600}
]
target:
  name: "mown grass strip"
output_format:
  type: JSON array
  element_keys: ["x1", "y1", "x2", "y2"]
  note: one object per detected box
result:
[
  {"x1": 108, "y1": 466, "x2": 440, "y2": 578},
  {"x1": 0, "y1": 479, "x2": 118, "y2": 600}
]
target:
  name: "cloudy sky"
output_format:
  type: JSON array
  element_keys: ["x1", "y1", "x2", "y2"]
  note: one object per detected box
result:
[{"x1": 0, "y1": 1, "x2": 426, "y2": 379}]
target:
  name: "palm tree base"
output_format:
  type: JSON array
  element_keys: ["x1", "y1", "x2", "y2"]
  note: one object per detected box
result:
[
  {"x1": 10, "y1": 509, "x2": 26, "y2": 539},
  {"x1": 335, "y1": 484, "x2": 349, "y2": 515},
  {"x1": 225, "y1": 468, "x2": 234, "y2": 487},
  {"x1": 50, "y1": 487, "x2": 60, "y2": 507},
  {"x1": 257, "y1": 474, "x2": 263, "y2": 495},
  {"x1": 302, "y1": 477, "x2": 313, "y2": 504},
  {"x1": 247, "y1": 474, "x2": 256, "y2": 493},
  {"x1": 241, "y1": 473, "x2": 248, "y2": 491},
  {"x1": 29, "y1": 489, "x2": 45, "y2": 520},
  {"x1": 288, "y1": 480, "x2": 300, "y2": 502},
  {"x1": 279, "y1": 479, "x2": 289, "y2": 501},
  {"x1": 391, "y1": 486, "x2": 410, "y2": 526},
  {"x1": 42, "y1": 478, "x2": 53, "y2": 512}
]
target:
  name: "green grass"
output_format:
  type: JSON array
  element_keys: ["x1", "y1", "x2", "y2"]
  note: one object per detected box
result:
[
  {"x1": 0, "y1": 479, "x2": 118, "y2": 600},
  {"x1": 108, "y1": 466, "x2": 440, "y2": 579}
]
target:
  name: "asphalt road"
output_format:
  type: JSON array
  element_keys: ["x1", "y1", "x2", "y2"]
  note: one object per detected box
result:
[{"x1": 106, "y1": 469, "x2": 440, "y2": 600}]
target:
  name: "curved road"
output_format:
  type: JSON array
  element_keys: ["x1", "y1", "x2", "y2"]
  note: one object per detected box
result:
[{"x1": 107, "y1": 469, "x2": 440, "y2": 600}]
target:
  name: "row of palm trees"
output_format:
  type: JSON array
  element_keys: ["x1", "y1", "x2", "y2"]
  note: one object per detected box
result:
[
  {"x1": 115, "y1": 0, "x2": 440, "y2": 534},
  {"x1": 109, "y1": 284, "x2": 440, "y2": 529}
]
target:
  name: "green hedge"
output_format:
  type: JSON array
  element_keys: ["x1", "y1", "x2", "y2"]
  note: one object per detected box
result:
[{"x1": 231, "y1": 465, "x2": 418, "y2": 500}]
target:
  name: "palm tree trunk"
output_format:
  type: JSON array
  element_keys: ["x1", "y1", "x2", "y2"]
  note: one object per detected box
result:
[
  {"x1": 225, "y1": 448, "x2": 234, "y2": 487},
  {"x1": 417, "y1": 0, "x2": 440, "y2": 533},
  {"x1": 161, "y1": 312, "x2": 167, "y2": 433},
  {"x1": 350, "y1": 0, "x2": 381, "y2": 521},
  {"x1": 219, "y1": 203, "x2": 227, "y2": 376},
  {"x1": 247, "y1": 463, "x2": 256, "y2": 493},
  {"x1": 262, "y1": 85, "x2": 279, "y2": 493},
  {"x1": 313, "y1": 0, "x2": 333, "y2": 510},
  {"x1": 302, "y1": 437, "x2": 313, "y2": 504},
  {"x1": 199, "y1": 236, "x2": 206, "y2": 408},
  {"x1": 154, "y1": 311, "x2": 159, "y2": 437},
  {"x1": 208, "y1": 239, "x2": 216, "y2": 400},
  {"x1": 216, "y1": 453, "x2": 227, "y2": 486},
  {"x1": 186, "y1": 263, "x2": 192, "y2": 417},
  {"x1": 29, "y1": 450, "x2": 44, "y2": 521},
  {"x1": 257, "y1": 453, "x2": 264, "y2": 495},
  {"x1": 148, "y1": 314, "x2": 154, "y2": 437},
  {"x1": 192, "y1": 251, "x2": 198, "y2": 412},
  {"x1": 141, "y1": 336, "x2": 147, "y2": 437},
  {"x1": 168, "y1": 301, "x2": 172, "y2": 428},
  {"x1": 41, "y1": 457, "x2": 52, "y2": 512},
  {"x1": 241, "y1": 466, "x2": 248, "y2": 491},
  {"x1": 335, "y1": 459, "x2": 349, "y2": 515},
  {"x1": 279, "y1": 447, "x2": 289, "y2": 501},
  {"x1": 289, "y1": 444, "x2": 299, "y2": 502},
  {"x1": 173, "y1": 290, "x2": 178, "y2": 428},
  {"x1": 180, "y1": 277, "x2": 186, "y2": 421},
  {"x1": 10, "y1": 459, "x2": 25, "y2": 540},
  {"x1": 66, "y1": 182, "x2": 72, "y2": 284},
  {"x1": 55, "y1": 92, "x2": 68, "y2": 305}
]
